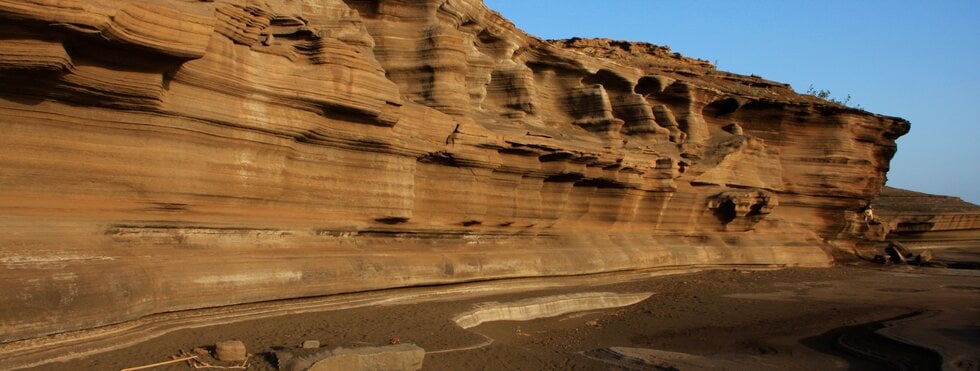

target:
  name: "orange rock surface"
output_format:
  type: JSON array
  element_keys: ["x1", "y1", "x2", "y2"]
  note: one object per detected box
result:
[
  {"x1": 0, "y1": 0, "x2": 913, "y2": 342},
  {"x1": 870, "y1": 187, "x2": 980, "y2": 259}
]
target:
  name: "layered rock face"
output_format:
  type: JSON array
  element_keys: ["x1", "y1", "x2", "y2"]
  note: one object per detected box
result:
[
  {"x1": 0, "y1": 0, "x2": 909, "y2": 342},
  {"x1": 869, "y1": 188, "x2": 980, "y2": 259}
]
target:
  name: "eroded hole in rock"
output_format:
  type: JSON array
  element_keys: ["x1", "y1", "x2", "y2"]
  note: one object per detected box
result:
[
  {"x1": 574, "y1": 178, "x2": 627, "y2": 189},
  {"x1": 680, "y1": 152, "x2": 700, "y2": 160},
  {"x1": 723, "y1": 122, "x2": 744, "y2": 135},
  {"x1": 148, "y1": 202, "x2": 187, "y2": 211},
  {"x1": 539, "y1": 152, "x2": 575, "y2": 162},
  {"x1": 746, "y1": 203, "x2": 765, "y2": 218},
  {"x1": 636, "y1": 75, "x2": 667, "y2": 95},
  {"x1": 498, "y1": 147, "x2": 538, "y2": 156},
  {"x1": 461, "y1": 220, "x2": 481, "y2": 227},
  {"x1": 582, "y1": 69, "x2": 633, "y2": 92},
  {"x1": 544, "y1": 173, "x2": 584, "y2": 183},
  {"x1": 417, "y1": 151, "x2": 457, "y2": 166},
  {"x1": 477, "y1": 28, "x2": 498, "y2": 43},
  {"x1": 704, "y1": 97, "x2": 740, "y2": 117},
  {"x1": 374, "y1": 217, "x2": 409, "y2": 225},
  {"x1": 714, "y1": 200, "x2": 737, "y2": 224}
]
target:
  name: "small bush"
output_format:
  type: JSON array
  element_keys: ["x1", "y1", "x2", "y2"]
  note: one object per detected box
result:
[{"x1": 805, "y1": 84, "x2": 863, "y2": 110}]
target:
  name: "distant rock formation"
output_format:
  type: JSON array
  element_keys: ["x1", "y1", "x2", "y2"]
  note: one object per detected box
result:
[
  {"x1": 0, "y1": 0, "x2": 912, "y2": 342},
  {"x1": 866, "y1": 187, "x2": 980, "y2": 260}
]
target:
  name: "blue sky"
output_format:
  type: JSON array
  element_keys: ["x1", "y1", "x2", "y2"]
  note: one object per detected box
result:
[{"x1": 484, "y1": 0, "x2": 980, "y2": 204}]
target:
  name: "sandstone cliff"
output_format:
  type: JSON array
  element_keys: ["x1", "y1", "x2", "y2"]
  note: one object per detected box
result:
[
  {"x1": 0, "y1": 0, "x2": 911, "y2": 342},
  {"x1": 867, "y1": 187, "x2": 980, "y2": 263}
]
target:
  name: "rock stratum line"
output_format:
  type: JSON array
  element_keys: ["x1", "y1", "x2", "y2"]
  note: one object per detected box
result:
[
  {"x1": 452, "y1": 292, "x2": 653, "y2": 329},
  {"x1": 0, "y1": 265, "x2": 766, "y2": 369},
  {"x1": 0, "y1": 0, "x2": 958, "y2": 345}
]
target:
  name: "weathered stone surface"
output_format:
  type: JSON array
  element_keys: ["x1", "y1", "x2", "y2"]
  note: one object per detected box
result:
[
  {"x1": 277, "y1": 344, "x2": 424, "y2": 371},
  {"x1": 215, "y1": 340, "x2": 247, "y2": 362},
  {"x1": 453, "y1": 292, "x2": 653, "y2": 329},
  {"x1": 0, "y1": 0, "x2": 913, "y2": 342}
]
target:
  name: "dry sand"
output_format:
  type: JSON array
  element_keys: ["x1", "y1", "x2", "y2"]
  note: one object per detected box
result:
[{"x1": 19, "y1": 263, "x2": 980, "y2": 371}]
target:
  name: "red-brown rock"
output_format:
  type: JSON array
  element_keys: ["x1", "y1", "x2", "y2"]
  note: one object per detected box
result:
[{"x1": 0, "y1": 0, "x2": 916, "y2": 342}]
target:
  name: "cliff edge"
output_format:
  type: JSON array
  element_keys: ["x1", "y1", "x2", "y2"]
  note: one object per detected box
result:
[{"x1": 0, "y1": 0, "x2": 912, "y2": 342}]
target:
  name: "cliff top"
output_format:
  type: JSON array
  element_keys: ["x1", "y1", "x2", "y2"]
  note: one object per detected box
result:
[{"x1": 878, "y1": 187, "x2": 980, "y2": 213}]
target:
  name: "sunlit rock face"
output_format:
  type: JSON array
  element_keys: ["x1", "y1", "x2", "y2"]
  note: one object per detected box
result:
[
  {"x1": 0, "y1": 0, "x2": 908, "y2": 342},
  {"x1": 867, "y1": 188, "x2": 980, "y2": 256}
]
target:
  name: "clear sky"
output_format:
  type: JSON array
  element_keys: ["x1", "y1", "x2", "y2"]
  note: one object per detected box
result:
[{"x1": 484, "y1": 0, "x2": 980, "y2": 205}]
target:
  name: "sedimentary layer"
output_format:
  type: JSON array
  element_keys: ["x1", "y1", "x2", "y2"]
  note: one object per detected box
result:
[
  {"x1": 0, "y1": 0, "x2": 909, "y2": 342},
  {"x1": 867, "y1": 187, "x2": 980, "y2": 256},
  {"x1": 453, "y1": 292, "x2": 653, "y2": 329}
]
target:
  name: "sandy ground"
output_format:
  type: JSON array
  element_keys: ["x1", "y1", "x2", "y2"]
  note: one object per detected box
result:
[{"x1": 20, "y1": 263, "x2": 980, "y2": 371}]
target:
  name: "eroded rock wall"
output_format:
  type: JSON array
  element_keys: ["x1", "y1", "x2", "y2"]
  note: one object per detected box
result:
[
  {"x1": 864, "y1": 188, "x2": 980, "y2": 254},
  {"x1": 0, "y1": 0, "x2": 908, "y2": 342}
]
